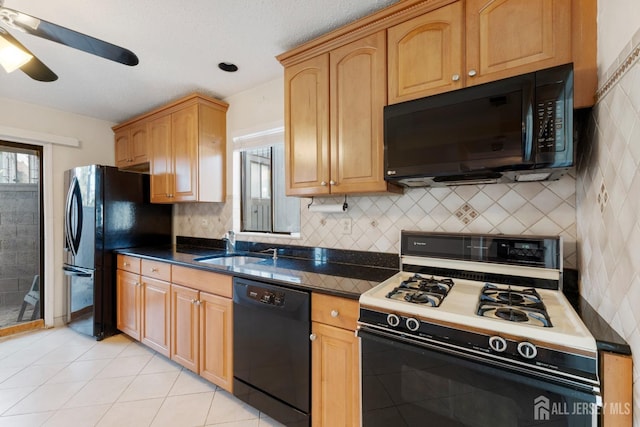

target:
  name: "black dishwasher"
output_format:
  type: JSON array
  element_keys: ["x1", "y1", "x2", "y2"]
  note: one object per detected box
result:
[{"x1": 233, "y1": 277, "x2": 310, "y2": 427}]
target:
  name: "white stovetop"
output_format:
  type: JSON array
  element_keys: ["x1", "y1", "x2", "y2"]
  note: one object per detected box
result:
[{"x1": 359, "y1": 271, "x2": 598, "y2": 354}]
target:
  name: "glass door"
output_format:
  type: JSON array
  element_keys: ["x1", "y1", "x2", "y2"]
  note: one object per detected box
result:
[{"x1": 0, "y1": 141, "x2": 43, "y2": 331}]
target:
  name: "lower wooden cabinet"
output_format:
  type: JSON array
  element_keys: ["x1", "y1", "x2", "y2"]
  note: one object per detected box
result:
[
  {"x1": 311, "y1": 293, "x2": 361, "y2": 427},
  {"x1": 116, "y1": 255, "x2": 233, "y2": 393},
  {"x1": 141, "y1": 277, "x2": 171, "y2": 357},
  {"x1": 311, "y1": 321, "x2": 360, "y2": 427}
]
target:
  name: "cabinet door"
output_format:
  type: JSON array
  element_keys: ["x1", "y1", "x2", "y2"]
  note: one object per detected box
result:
[
  {"x1": 129, "y1": 122, "x2": 149, "y2": 165},
  {"x1": 171, "y1": 104, "x2": 199, "y2": 202},
  {"x1": 465, "y1": 0, "x2": 571, "y2": 86},
  {"x1": 311, "y1": 322, "x2": 360, "y2": 427},
  {"x1": 149, "y1": 114, "x2": 173, "y2": 203},
  {"x1": 199, "y1": 292, "x2": 233, "y2": 392},
  {"x1": 330, "y1": 31, "x2": 387, "y2": 194},
  {"x1": 141, "y1": 277, "x2": 170, "y2": 357},
  {"x1": 171, "y1": 284, "x2": 199, "y2": 373},
  {"x1": 114, "y1": 129, "x2": 130, "y2": 168},
  {"x1": 116, "y1": 269, "x2": 141, "y2": 340},
  {"x1": 284, "y1": 53, "x2": 330, "y2": 196},
  {"x1": 388, "y1": 1, "x2": 464, "y2": 103}
]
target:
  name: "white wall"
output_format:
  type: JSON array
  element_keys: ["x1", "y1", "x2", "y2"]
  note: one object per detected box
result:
[{"x1": 0, "y1": 96, "x2": 115, "y2": 325}]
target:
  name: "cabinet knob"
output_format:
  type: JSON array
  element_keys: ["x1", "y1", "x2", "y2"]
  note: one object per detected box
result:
[
  {"x1": 135, "y1": 282, "x2": 141, "y2": 287},
  {"x1": 309, "y1": 333, "x2": 317, "y2": 341},
  {"x1": 191, "y1": 299, "x2": 197, "y2": 304},
  {"x1": 195, "y1": 300, "x2": 201, "y2": 306},
  {"x1": 329, "y1": 180, "x2": 336, "y2": 185},
  {"x1": 320, "y1": 181, "x2": 327, "y2": 186},
  {"x1": 452, "y1": 74, "x2": 460, "y2": 81},
  {"x1": 468, "y1": 69, "x2": 477, "y2": 77},
  {"x1": 123, "y1": 262, "x2": 130, "y2": 267},
  {"x1": 330, "y1": 310, "x2": 339, "y2": 318}
]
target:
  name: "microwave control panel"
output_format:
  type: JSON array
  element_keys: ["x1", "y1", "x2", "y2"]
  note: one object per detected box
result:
[{"x1": 535, "y1": 83, "x2": 566, "y2": 154}]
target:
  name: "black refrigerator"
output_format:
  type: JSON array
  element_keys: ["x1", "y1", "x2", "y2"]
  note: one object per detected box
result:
[{"x1": 63, "y1": 165, "x2": 172, "y2": 340}]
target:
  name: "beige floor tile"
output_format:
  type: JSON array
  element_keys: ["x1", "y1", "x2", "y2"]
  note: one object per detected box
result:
[
  {"x1": 64, "y1": 376, "x2": 134, "y2": 408},
  {"x1": 139, "y1": 354, "x2": 182, "y2": 375},
  {"x1": 205, "y1": 390, "x2": 259, "y2": 425},
  {"x1": 76, "y1": 335, "x2": 131, "y2": 361},
  {"x1": 150, "y1": 392, "x2": 215, "y2": 427},
  {"x1": 41, "y1": 404, "x2": 110, "y2": 427},
  {"x1": 95, "y1": 354, "x2": 154, "y2": 379},
  {"x1": 168, "y1": 369, "x2": 217, "y2": 396},
  {"x1": 0, "y1": 411, "x2": 53, "y2": 427},
  {"x1": 33, "y1": 344, "x2": 94, "y2": 366},
  {"x1": 96, "y1": 398, "x2": 164, "y2": 427},
  {"x1": 0, "y1": 387, "x2": 37, "y2": 415},
  {"x1": 0, "y1": 363, "x2": 68, "y2": 389},
  {"x1": 118, "y1": 341, "x2": 155, "y2": 358},
  {"x1": 207, "y1": 420, "x2": 259, "y2": 427},
  {"x1": 45, "y1": 359, "x2": 111, "y2": 384},
  {"x1": 258, "y1": 415, "x2": 286, "y2": 427},
  {"x1": 0, "y1": 366, "x2": 22, "y2": 385},
  {"x1": 117, "y1": 371, "x2": 179, "y2": 402},
  {"x1": 4, "y1": 381, "x2": 86, "y2": 415}
]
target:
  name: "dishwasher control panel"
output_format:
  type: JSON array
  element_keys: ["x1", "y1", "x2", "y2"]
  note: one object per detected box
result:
[{"x1": 247, "y1": 285, "x2": 285, "y2": 306}]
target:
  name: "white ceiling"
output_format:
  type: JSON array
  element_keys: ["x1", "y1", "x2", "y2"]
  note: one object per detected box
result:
[{"x1": 0, "y1": 0, "x2": 398, "y2": 123}]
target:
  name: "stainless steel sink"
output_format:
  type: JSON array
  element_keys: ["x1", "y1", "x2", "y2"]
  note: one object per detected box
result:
[{"x1": 194, "y1": 255, "x2": 265, "y2": 267}]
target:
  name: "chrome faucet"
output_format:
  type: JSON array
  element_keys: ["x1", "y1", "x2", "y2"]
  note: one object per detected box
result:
[
  {"x1": 261, "y1": 248, "x2": 278, "y2": 260},
  {"x1": 224, "y1": 230, "x2": 235, "y2": 254}
]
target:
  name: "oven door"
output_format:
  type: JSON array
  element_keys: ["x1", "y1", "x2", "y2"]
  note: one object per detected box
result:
[{"x1": 359, "y1": 328, "x2": 599, "y2": 427}]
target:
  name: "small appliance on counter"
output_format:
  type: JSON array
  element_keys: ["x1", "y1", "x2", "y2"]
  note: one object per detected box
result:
[
  {"x1": 358, "y1": 231, "x2": 600, "y2": 426},
  {"x1": 63, "y1": 165, "x2": 172, "y2": 339}
]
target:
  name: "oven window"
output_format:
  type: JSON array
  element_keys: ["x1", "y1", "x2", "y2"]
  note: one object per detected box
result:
[{"x1": 361, "y1": 331, "x2": 597, "y2": 427}]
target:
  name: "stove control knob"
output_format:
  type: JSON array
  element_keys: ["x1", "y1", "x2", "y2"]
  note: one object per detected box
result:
[
  {"x1": 489, "y1": 336, "x2": 507, "y2": 352},
  {"x1": 517, "y1": 342, "x2": 538, "y2": 359},
  {"x1": 386, "y1": 313, "x2": 400, "y2": 327},
  {"x1": 406, "y1": 317, "x2": 420, "y2": 332}
]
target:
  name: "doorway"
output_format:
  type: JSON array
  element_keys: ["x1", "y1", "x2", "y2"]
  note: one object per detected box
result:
[{"x1": 0, "y1": 141, "x2": 44, "y2": 334}]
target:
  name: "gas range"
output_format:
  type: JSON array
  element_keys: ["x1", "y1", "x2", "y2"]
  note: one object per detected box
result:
[{"x1": 358, "y1": 231, "x2": 599, "y2": 390}]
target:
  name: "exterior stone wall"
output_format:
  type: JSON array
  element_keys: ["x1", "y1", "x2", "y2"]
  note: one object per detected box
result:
[{"x1": 0, "y1": 184, "x2": 40, "y2": 320}]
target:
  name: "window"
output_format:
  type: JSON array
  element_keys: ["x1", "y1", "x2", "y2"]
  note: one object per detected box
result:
[
  {"x1": 233, "y1": 128, "x2": 300, "y2": 235},
  {"x1": 0, "y1": 148, "x2": 39, "y2": 184}
]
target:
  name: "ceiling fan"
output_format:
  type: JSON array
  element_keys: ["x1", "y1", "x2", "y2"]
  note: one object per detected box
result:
[{"x1": 0, "y1": 0, "x2": 138, "y2": 82}]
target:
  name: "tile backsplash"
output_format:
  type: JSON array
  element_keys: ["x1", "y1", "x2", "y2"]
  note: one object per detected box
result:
[
  {"x1": 576, "y1": 28, "x2": 640, "y2": 422},
  {"x1": 175, "y1": 173, "x2": 578, "y2": 268}
]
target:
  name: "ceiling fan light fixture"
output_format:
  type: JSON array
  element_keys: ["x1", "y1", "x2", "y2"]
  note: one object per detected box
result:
[{"x1": 0, "y1": 32, "x2": 33, "y2": 73}]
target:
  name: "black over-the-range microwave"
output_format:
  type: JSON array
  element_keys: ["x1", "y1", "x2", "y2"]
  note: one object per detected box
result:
[{"x1": 384, "y1": 63, "x2": 575, "y2": 187}]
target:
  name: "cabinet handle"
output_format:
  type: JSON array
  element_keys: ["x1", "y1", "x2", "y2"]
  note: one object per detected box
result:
[
  {"x1": 320, "y1": 181, "x2": 327, "y2": 186},
  {"x1": 309, "y1": 334, "x2": 317, "y2": 341},
  {"x1": 135, "y1": 282, "x2": 141, "y2": 287},
  {"x1": 329, "y1": 180, "x2": 336, "y2": 185},
  {"x1": 468, "y1": 69, "x2": 477, "y2": 77},
  {"x1": 452, "y1": 74, "x2": 460, "y2": 81},
  {"x1": 123, "y1": 262, "x2": 130, "y2": 267},
  {"x1": 150, "y1": 268, "x2": 159, "y2": 273},
  {"x1": 191, "y1": 299, "x2": 197, "y2": 304},
  {"x1": 330, "y1": 310, "x2": 339, "y2": 318}
]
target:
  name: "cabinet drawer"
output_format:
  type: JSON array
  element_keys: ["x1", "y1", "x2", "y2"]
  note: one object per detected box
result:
[
  {"x1": 141, "y1": 259, "x2": 171, "y2": 282},
  {"x1": 117, "y1": 255, "x2": 141, "y2": 274},
  {"x1": 311, "y1": 293, "x2": 358, "y2": 331},
  {"x1": 172, "y1": 265, "x2": 232, "y2": 298}
]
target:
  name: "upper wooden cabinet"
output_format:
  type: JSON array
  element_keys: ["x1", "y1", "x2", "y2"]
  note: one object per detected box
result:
[
  {"x1": 388, "y1": 0, "x2": 571, "y2": 103},
  {"x1": 279, "y1": 0, "x2": 596, "y2": 124},
  {"x1": 388, "y1": 1, "x2": 464, "y2": 103},
  {"x1": 113, "y1": 93, "x2": 228, "y2": 203},
  {"x1": 284, "y1": 31, "x2": 399, "y2": 196},
  {"x1": 114, "y1": 121, "x2": 150, "y2": 171},
  {"x1": 465, "y1": 0, "x2": 571, "y2": 86}
]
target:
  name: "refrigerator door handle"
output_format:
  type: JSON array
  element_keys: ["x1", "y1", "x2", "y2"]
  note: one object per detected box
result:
[
  {"x1": 63, "y1": 266, "x2": 93, "y2": 277},
  {"x1": 65, "y1": 176, "x2": 83, "y2": 256}
]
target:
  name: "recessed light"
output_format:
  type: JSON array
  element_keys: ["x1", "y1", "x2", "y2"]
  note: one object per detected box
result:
[{"x1": 218, "y1": 62, "x2": 238, "y2": 72}]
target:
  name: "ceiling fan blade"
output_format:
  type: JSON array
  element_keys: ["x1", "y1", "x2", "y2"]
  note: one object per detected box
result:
[
  {"x1": 0, "y1": 6, "x2": 138, "y2": 66},
  {"x1": 0, "y1": 28, "x2": 57, "y2": 81}
]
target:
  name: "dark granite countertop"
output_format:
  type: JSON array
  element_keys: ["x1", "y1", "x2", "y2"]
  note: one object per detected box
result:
[
  {"x1": 562, "y1": 270, "x2": 631, "y2": 355},
  {"x1": 116, "y1": 238, "x2": 399, "y2": 300}
]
